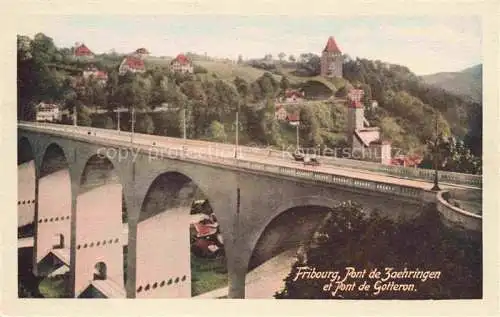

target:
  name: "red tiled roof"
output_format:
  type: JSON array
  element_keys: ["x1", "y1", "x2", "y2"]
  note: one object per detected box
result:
[
  {"x1": 123, "y1": 56, "x2": 145, "y2": 70},
  {"x1": 391, "y1": 155, "x2": 422, "y2": 167},
  {"x1": 285, "y1": 89, "x2": 304, "y2": 98},
  {"x1": 287, "y1": 113, "x2": 300, "y2": 122},
  {"x1": 348, "y1": 100, "x2": 364, "y2": 108},
  {"x1": 172, "y1": 54, "x2": 190, "y2": 65},
  {"x1": 74, "y1": 44, "x2": 93, "y2": 56},
  {"x1": 95, "y1": 71, "x2": 108, "y2": 80},
  {"x1": 323, "y1": 36, "x2": 342, "y2": 53}
]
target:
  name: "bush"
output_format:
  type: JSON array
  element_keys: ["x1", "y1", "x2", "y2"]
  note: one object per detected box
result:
[
  {"x1": 193, "y1": 64, "x2": 208, "y2": 74},
  {"x1": 275, "y1": 204, "x2": 482, "y2": 299}
]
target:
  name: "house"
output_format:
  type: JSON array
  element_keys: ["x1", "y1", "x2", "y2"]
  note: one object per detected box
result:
[
  {"x1": 118, "y1": 56, "x2": 146, "y2": 75},
  {"x1": 286, "y1": 112, "x2": 300, "y2": 125},
  {"x1": 170, "y1": 54, "x2": 194, "y2": 74},
  {"x1": 391, "y1": 155, "x2": 423, "y2": 168},
  {"x1": 275, "y1": 105, "x2": 288, "y2": 121},
  {"x1": 282, "y1": 89, "x2": 305, "y2": 103},
  {"x1": 36, "y1": 102, "x2": 61, "y2": 122},
  {"x1": 83, "y1": 66, "x2": 108, "y2": 85},
  {"x1": 320, "y1": 36, "x2": 343, "y2": 78},
  {"x1": 346, "y1": 89, "x2": 391, "y2": 165},
  {"x1": 73, "y1": 42, "x2": 94, "y2": 59}
]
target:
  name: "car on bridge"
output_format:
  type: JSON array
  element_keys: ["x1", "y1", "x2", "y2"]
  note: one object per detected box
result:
[
  {"x1": 303, "y1": 156, "x2": 320, "y2": 166},
  {"x1": 292, "y1": 151, "x2": 305, "y2": 161}
]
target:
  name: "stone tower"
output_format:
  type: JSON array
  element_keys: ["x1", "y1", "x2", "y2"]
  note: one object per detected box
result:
[
  {"x1": 346, "y1": 89, "x2": 365, "y2": 145},
  {"x1": 320, "y1": 36, "x2": 343, "y2": 78}
]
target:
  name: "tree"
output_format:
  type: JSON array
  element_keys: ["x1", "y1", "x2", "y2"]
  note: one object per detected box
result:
[
  {"x1": 299, "y1": 106, "x2": 322, "y2": 147},
  {"x1": 275, "y1": 203, "x2": 482, "y2": 299},
  {"x1": 208, "y1": 120, "x2": 227, "y2": 142},
  {"x1": 280, "y1": 76, "x2": 290, "y2": 93},
  {"x1": 288, "y1": 55, "x2": 296, "y2": 63},
  {"x1": 135, "y1": 114, "x2": 155, "y2": 134},
  {"x1": 234, "y1": 76, "x2": 250, "y2": 100},
  {"x1": 92, "y1": 114, "x2": 115, "y2": 129},
  {"x1": 77, "y1": 105, "x2": 92, "y2": 126},
  {"x1": 278, "y1": 52, "x2": 286, "y2": 62},
  {"x1": 419, "y1": 135, "x2": 481, "y2": 174},
  {"x1": 237, "y1": 54, "x2": 244, "y2": 64}
]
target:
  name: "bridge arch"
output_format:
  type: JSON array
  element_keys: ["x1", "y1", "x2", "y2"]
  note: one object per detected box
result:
[
  {"x1": 35, "y1": 142, "x2": 72, "y2": 274},
  {"x1": 74, "y1": 154, "x2": 126, "y2": 297},
  {"x1": 135, "y1": 170, "x2": 228, "y2": 298},
  {"x1": 245, "y1": 196, "x2": 340, "y2": 298},
  {"x1": 18, "y1": 137, "x2": 36, "y2": 228}
]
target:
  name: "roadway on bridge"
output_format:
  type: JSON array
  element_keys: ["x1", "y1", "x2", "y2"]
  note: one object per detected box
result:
[{"x1": 21, "y1": 123, "x2": 468, "y2": 192}]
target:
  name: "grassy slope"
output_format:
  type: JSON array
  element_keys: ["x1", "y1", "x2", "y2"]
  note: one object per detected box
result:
[{"x1": 146, "y1": 56, "x2": 346, "y2": 92}]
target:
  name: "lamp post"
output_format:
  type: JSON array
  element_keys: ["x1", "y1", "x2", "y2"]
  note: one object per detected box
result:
[
  {"x1": 431, "y1": 113, "x2": 441, "y2": 191},
  {"x1": 130, "y1": 107, "x2": 135, "y2": 144},
  {"x1": 235, "y1": 103, "x2": 240, "y2": 159},
  {"x1": 117, "y1": 107, "x2": 121, "y2": 132},
  {"x1": 183, "y1": 107, "x2": 187, "y2": 140},
  {"x1": 296, "y1": 122, "x2": 300, "y2": 150}
]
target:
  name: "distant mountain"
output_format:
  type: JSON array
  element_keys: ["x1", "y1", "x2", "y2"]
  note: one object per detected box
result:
[{"x1": 420, "y1": 64, "x2": 482, "y2": 102}]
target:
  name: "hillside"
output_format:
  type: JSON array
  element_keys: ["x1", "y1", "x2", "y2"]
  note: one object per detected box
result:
[
  {"x1": 18, "y1": 32, "x2": 481, "y2": 174},
  {"x1": 421, "y1": 64, "x2": 482, "y2": 102}
]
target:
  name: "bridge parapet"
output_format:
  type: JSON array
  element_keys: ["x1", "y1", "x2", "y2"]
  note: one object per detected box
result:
[
  {"x1": 436, "y1": 189, "x2": 482, "y2": 232},
  {"x1": 18, "y1": 121, "x2": 481, "y2": 188},
  {"x1": 20, "y1": 124, "x2": 423, "y2": 201},
  {"x1": 319, "y1": 156, "x2": 481, "y2": 188}
]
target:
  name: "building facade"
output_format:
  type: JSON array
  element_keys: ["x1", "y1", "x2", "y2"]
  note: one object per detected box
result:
[
  {"x1": 320, "y1": 36, "x2": 343, "y2": 78},
  {"x1": 73, "y1": 42, "x2": 94, "y2": 60},
  {"x1": 119, "y1": 56, "x2": 146, "y2": 75},
  {"x1": 35, "y1": 103, "x2": 61, "y2": 122},
  {"x1": 346, "y1": 89, "x2": 391, "y2": 165},
  {"x1": 170, "y1": 54, "x2": 194, "y2": 74}
]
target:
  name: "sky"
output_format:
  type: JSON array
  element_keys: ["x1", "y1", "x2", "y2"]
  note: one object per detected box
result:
[{"x1": 17, "y1": 15, "x2": 482, "y2": 75}]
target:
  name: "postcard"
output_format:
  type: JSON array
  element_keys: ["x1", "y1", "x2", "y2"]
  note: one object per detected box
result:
[{"x1": 2, "y1": 1, "x2": 499, "y2": 316}]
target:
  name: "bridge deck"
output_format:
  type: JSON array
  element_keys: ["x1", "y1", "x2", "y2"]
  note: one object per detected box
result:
[{"x1": 18, "y1": 122, "x2": 481, "y2": 193}]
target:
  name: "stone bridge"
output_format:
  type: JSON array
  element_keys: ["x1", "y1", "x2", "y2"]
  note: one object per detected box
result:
[{"x1": 17, "y1": 122, "x2": 481, "y2": 298}]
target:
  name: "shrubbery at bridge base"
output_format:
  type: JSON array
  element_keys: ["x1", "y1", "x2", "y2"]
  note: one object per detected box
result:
[{"x1": 274, "y1": 203, "x2": 482, "y2": 299}]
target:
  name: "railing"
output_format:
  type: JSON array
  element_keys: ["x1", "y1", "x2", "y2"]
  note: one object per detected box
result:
[
  {"x1": 436, "y1": 190, "x2": 481, "y2": 232},
  {"x1": 20, "y1": 122, "x2": 425, "y2": 201},
  {"x1": 18, "y1": 122, "x2": 479, "y2": 192},
  {"x1": 318, "y1": 156, "x2": 482, "y2": 188}
]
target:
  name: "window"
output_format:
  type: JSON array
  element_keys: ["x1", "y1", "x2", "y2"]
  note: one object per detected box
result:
[
  {"x1": 52, "y1": 234, "x2": 64, "y2": 249},
  {"x1": 93, "y1": 262, "x2": 107, "y2": 280}
]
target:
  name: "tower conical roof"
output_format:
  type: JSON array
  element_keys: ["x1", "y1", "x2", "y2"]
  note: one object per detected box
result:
[{"x1": 323, "y1": 36, "x2": 342, "y2": 53}]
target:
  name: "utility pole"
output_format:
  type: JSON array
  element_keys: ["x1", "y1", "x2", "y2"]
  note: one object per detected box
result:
[
  {"x1": 131, "y1": 107, "x2": 135, "y2": 144},
  {"x1": 431, "y1": 112, "x2": 441, "y2": 191},
  {"x1": 117, "y1": 107, "x2": 121, "y2": 132},
  {"x1": 235, "y1": 106, "x2": 239, "y2": 159},
  {"x1": 296, "y1": 123, "x2": 299, "y2": 150},
  {"x1": 183, "y1": 108, "x2": 187, "y2": 140}
]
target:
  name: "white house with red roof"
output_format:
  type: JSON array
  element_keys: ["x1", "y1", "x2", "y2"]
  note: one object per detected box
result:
[
  {"x1": 320, "y1": 36, "x2": 343, "y2": 78},
  {"x1": 346, "y1": 89, "x2": 391, "y2": 164},
  {"x1": 118, "y1": 56, "x2": 146, "y2": 75},
  {"x1": 170, "y1": 54, "x2": 194, "y2": 74},
  {"x1": 73, "y1": 42, "x2": 94, "y2": 60},
  {"x1": 83, "y1": 66, "x2": 108, "y2": 85},
  {"x1": 286, "y1": 112, "x2": 300, "y2": 125}
]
